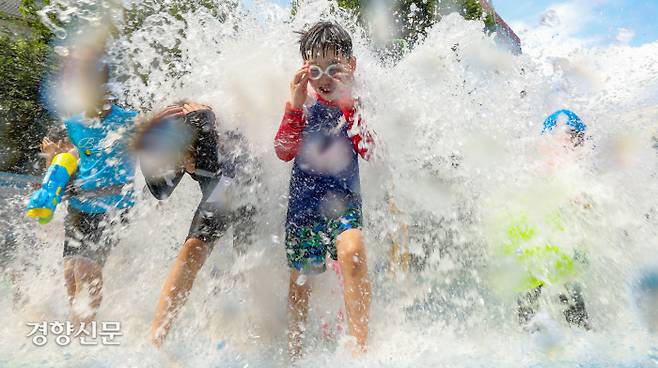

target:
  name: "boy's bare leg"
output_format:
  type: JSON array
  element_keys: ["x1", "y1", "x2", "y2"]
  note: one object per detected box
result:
[
  {"x1": 64, "y1": 259, "x2": 76, "y2": 304},
  {"x1": 336, "y1": 228, "x2": 371, "y2": 352},
  {"x1": 288, "y1": 269, "x2": 312, "y2": 360},
  {"x1": 65, "y1": 257, "x2": 103, "y2": 324},
  {"x1": 150, "y1": 237, "x2": 210, "y2": 347}
]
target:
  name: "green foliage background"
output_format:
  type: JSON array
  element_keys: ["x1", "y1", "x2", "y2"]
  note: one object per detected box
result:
[
  {"x1": 120, "y1": 0, "x2": 239, "y2": 109},
  {"x1": 0, "y1": 0, "x2": 55, "y2": 175},
  {"x1": 0, "y1": 0, "x2": 236, "y2": 174},
  {"x1": 0, "y1": 0, "x2": 497, "y2": 175},
  {"x1": 293, "y1": 0, "x2": 496, "y2": 60}
]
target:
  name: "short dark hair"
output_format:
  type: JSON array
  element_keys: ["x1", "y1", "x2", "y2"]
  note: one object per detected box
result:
[
  {"x1": 569, "y1": 129, "x2": 586, "y2": 147},
  {"x1": 298, "y1": 21, "x2": 353, "y2": 60}
]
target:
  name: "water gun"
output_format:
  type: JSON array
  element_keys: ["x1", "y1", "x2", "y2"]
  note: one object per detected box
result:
[{"x1": 26, "y1": 152, "x2": 78, "y2": 224}]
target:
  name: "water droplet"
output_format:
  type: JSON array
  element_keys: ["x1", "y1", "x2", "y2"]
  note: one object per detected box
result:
[
  {"x1": 54, "y1": 46, "x2": 69, "y2": 56},
  {"x1": 54, "y1": 29, "x2": 67, "y2": 39}
]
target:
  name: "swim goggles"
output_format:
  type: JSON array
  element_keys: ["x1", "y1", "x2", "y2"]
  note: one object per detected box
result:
[{"x1": 308, "y1": 64, "x2": 340, "y2": 80}]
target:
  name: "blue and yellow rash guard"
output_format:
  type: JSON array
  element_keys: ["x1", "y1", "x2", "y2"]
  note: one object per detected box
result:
[{"x1": 64, "y1": 105, "x2": 136, "y2": 213}]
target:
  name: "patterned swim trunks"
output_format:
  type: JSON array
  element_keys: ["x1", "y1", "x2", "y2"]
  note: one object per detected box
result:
[{"x1": 285, "y1": 206, "x2": 361, "y2": 274}]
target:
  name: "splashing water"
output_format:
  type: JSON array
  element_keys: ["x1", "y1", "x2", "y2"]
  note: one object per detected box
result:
[{"x1": 2, "y1": 0, "x2": 658, "y2": 366}]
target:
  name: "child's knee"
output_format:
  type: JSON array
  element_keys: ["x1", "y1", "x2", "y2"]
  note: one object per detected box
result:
[
  {"x1": 180, "y1": 238, "x2": 210, "y2": 267},
  {"x1": 73, "y1": 257, "x2": 102, "y2": 279},
  {"x1": 70, "y1": 257, "x2": 103, "y2": 296},
  {"x1": 289, "y1": 270, "x2": 311, "y2": 289},
  {"x1": 337, "y1": 229, "x2": 367, "y2": 271},
  {"x1": 288, "y1": 271, "x2": 311, "y2": 304}
]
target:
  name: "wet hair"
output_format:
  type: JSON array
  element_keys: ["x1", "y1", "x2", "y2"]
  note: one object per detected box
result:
[
  {"x1": 170, "y1": 100, "x2": 221, "y2": 174},
  {"x1": 298, "y1": 21, "x2": 353, "y2": 60},
  {"x1": 133, "y1": 101, "x2": 220, "y2": 174},
  {"x1": 569, "y1": 129, "x2": 586, "y2": 148},
  {"x1": 185, "y1": 108, "x2": 220, "y2": 174}
]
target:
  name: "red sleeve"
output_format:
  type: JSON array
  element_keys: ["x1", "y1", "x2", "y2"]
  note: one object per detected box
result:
[
  {"x1": 274, "y1": 103, "x2": 306, "y2": 162},
  {"x1": 342, "y1": 104, "x2": 375, "y2": 161}
]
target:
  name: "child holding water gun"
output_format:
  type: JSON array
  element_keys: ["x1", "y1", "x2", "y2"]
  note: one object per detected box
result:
[
  {"x1": 27, "y1": 62, "x2": 136, "y2": 324},
  {"x1": 274, "y1": 21, "x2": 375, "y2": 358}
]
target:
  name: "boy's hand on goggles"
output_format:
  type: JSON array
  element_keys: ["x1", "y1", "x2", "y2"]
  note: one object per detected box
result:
[
  {"x1": 332, "y1": 64, "x2": 356, "y2": 109},
  {"x1": 331, "y1": 63, "x2": 354, "y2": 82},
  {"x1": 290, "y1": 63, "x2": 310, "y2": 109}
]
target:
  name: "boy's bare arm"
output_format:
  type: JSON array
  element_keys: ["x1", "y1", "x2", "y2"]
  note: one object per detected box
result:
[{"x1": 331, "y1": 63, "x2": 356, "y2": 111}]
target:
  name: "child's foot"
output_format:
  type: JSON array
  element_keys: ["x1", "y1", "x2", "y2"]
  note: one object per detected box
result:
[
  {"x1": 560, "y1": 283, "x2": 591, "y2": 330},
  {"x1": 150, "y1": 325, "x2": 165, "y2": 348},
  {"x1": 517, "y1": 286, "x2": 542, "y2": 326},
  {"x1": 527, "y1": 313, "x2": 564, "y2": 355}
]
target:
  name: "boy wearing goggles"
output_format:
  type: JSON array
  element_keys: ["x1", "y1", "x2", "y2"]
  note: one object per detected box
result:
[{"x1": 274, "y1": 21, "x2": 374, "y2": 358}]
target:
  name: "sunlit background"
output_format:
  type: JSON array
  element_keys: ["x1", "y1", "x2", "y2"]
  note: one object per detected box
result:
[{"x1": 255, "y1": 0, "x2": 658, "y2": 45}]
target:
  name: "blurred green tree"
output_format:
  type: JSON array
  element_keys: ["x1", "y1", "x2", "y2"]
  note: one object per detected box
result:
[
  {"x1": 291, "y1": 0, "x2": 496, "y2": 59},
  {"x1": 0, "y1": 0, "x2": 238, "y2": 174},
  {"x1": 120, "y1": 0, "x2": 239, "y2": 108},
  {"x1": 0, "y1": 0, "x2": 55, "y2": 174}
]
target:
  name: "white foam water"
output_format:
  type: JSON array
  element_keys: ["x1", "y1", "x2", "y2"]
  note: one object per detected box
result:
[{"x1": 1, "y1": 0, "x2": 658, "y2": 366}]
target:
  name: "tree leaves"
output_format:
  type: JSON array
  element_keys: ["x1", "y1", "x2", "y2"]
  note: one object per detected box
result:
[{"x1": 0, "y1": 1, "x2": 56, "y2": 174}]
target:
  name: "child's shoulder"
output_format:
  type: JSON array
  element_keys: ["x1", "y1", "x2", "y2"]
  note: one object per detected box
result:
[
  {"x1": 109, "y1": 104, "x2": 138, "y2": 120},
  {"x1": 63, "y1": 113, "x2": 86, "y2": 129}
]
